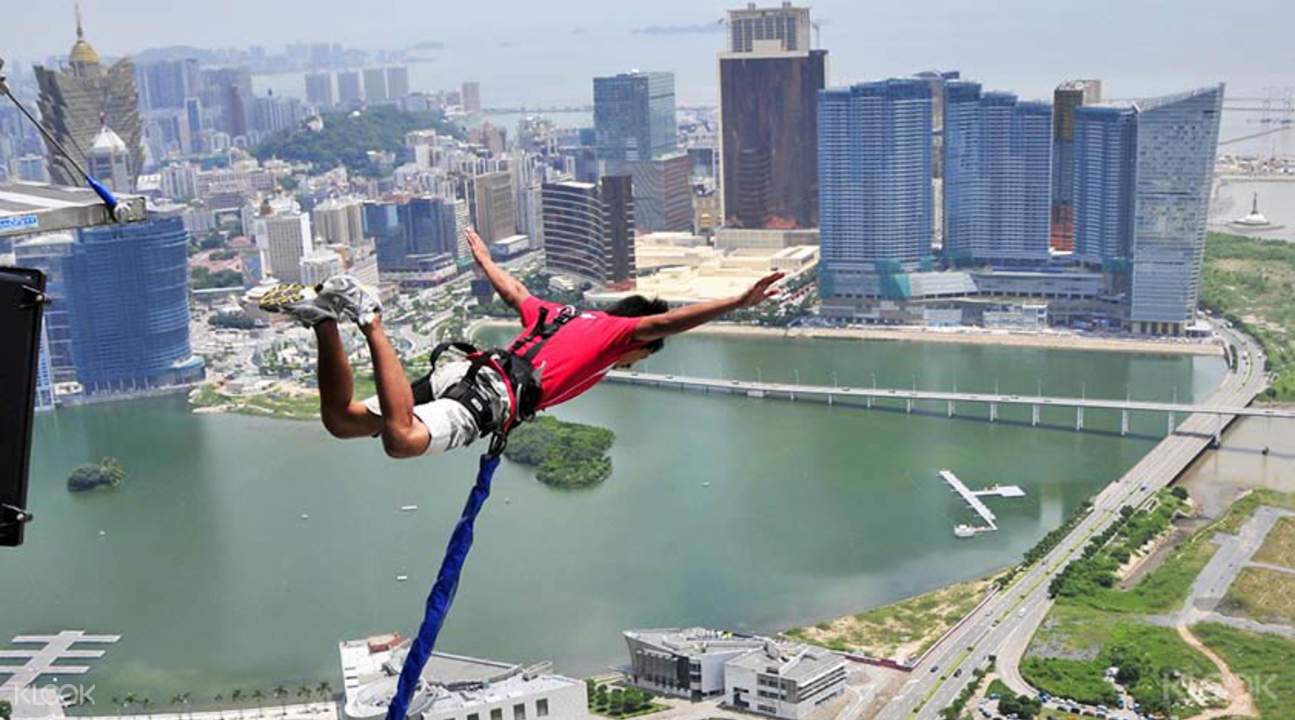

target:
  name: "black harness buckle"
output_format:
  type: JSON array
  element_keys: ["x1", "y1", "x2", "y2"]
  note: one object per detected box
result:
[{"x1": 419, "y1": 304, "x2": 581, "y2": 456}]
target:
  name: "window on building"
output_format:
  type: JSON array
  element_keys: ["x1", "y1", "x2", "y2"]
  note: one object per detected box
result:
[
  {"x1": 536, "y1": 699, "x2": 548, "y2": 717},
  {"x1": 491, "y1": 709, "x2": 503, "y2": 720},
  {"x1": 468, "y1": 715, "x2": 479, "y2": 720},
  {"x1": 513, "y1": 703, "x2": 526, "y2": 720}
]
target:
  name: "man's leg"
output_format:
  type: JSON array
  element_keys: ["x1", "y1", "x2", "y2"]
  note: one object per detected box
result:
[
  {"x1": 315, "y1": 319, "x2": 383, "y2": 439},
  {"x1": 361, "y1": 317, "x2": 431, "y2": 458}
]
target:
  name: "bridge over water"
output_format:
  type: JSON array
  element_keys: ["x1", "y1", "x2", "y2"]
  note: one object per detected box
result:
[{"x1": 605, "y1": 370, "x2": 1295, "y2": 439}]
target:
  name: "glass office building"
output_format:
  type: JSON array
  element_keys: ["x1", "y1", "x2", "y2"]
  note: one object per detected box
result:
[
  {"x1": 1128, "y1": 85, "x2": 1223, "y2": 333},
  {"x1": 818, "y1": 79, "x2": 933, "y2": 299},
  {"x1": 68, "y1": 215, "x2": 203, "y2": 394},
  {"x1": 719, "y1": 50, "x2": 826, "y2": 229},
  {"x1": 593, "y1": 71, "x2": 677, "y2": 162},
  {"x1": 1072, "y1": 85, "x2": 1223, "y2": 333},
  {"x1": 942, "y1": 84, "x2": 1052, "y2": 267}
]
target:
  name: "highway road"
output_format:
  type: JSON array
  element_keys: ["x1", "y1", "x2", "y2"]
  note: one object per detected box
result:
[{"x1": 874, "y1": 325, "x2": 1270, "y2": 720}]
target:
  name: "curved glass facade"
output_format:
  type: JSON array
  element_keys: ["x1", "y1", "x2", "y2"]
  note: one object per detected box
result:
[{"x1": 69, "y1": 215, "x2": 198, "y2": 394}]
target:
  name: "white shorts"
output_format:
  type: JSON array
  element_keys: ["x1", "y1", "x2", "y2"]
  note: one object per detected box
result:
[{"x1": 363, "y1": 360, "x2": 511, "y2": 455}]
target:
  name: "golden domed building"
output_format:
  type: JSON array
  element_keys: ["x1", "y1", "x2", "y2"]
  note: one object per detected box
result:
[{"x1": 33, "y1": 5, "x2": 142, "y2": 190}]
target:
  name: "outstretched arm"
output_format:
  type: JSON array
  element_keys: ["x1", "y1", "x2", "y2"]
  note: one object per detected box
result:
[
  {"x1": 633, "y1": 272, "x2": 784, "y2": 343},
  {"x1": 466, "y1": 228, "x2": 530, "y2": 313}
]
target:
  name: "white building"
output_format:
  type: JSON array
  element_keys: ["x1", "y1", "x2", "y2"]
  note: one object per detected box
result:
[
  {"x1": 339, "y1": 635, "x2": 590, "y2": 720},
  {"x1": 623, "y1": 628, "x2": 767, "y2": 699},
  {"x1": 724, "y1": 641, "x2": 847, "y2": 720},
  {"x1": 251, "y1": 197, "x2": 314, "y2": 283},
  {"x1": 311, "y1": 195, "x2": 365, "y2": 246},
  {"x1": 624, "y1": 629, "x2": 846, "y2": 720},
  {"x1": 299, "y1": 248, "x2": 343, "y2": 285},
  {"x1": 161, "y1": 162, "x2": 199, "y2": 200}
]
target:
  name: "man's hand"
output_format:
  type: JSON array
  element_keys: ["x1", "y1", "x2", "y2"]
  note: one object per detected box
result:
[
  {"x1": 466, "y1": 228, "x2": 490, "y2": 266},
  {"x1": 734, "y1": 272, "x2": 785, "y2": 309}
]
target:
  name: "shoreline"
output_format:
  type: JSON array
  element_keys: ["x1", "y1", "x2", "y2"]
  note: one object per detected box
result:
[{"x1": 477, "y1": 317, "x2": 1222, "y2": 356}]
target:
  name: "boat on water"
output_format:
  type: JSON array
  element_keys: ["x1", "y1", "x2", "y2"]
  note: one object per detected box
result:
[
  {"x1": 396, "y1": 575, "x2": 409, "y2": 582},
  {"x1": 954, "y1": 524, "x2": 980, "y2": 538},
  {"x1": 400, "y1": 504, "x2": 419, "y2": 512}
]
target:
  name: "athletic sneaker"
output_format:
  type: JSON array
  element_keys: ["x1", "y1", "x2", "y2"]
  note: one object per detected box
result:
[
  {"x1": 254, "y1": 282, "x2": 338, "y2": 328},
  {"x1": 316, "y1": 274, "x2": 382, "y2": 328}
]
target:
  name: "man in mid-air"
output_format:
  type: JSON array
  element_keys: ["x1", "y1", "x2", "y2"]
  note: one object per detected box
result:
[{"x1": 257, "y1": 229, "x2": 783, "y2": 458}]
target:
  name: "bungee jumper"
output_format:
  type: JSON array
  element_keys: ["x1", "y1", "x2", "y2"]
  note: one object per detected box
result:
[
  {"x1": 256, "y1": 228, "x2": 784, "y2": 459},
  {"x1": 255, "y1": 228, "x2": 782, "y2": 719}
]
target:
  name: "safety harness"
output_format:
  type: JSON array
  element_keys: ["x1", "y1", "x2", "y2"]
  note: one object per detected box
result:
[{"x1": 415, "y1": 304, "x2": 578, "y2": 456}]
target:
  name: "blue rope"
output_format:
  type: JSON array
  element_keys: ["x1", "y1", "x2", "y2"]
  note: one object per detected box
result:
[{"x1": 386, "y1": 453, "x2": 500, "y2": 720}]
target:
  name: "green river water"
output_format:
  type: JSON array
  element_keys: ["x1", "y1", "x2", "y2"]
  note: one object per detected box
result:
[{"x1": 1, "y1": 332, "x2": 1226, "y2": 708}]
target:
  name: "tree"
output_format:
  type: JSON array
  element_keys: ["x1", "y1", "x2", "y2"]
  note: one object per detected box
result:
[
  {"x1": 251, "y1": 689, "x2": 265, "y2": 715},
  {"x1": 273, "y1": 685, "x2": 288, "y2": 715},
  {"x1": 315, "y1": 681, "x2": 332, "y2": 706},
  {"x1": 1, "y1": 699, "x2": 11, "y2": 720}
]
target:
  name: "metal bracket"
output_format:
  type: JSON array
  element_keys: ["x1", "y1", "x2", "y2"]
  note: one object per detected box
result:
[
  {"x1": 0, "y1": 503, "x2": 33, "y2": 529},
  {"x1": 18, "y1": 283, "x2": 49, "y2": 310}
]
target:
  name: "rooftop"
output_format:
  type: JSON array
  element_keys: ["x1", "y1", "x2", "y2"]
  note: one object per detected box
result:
[
  {"x1": 725, "y1": 640, "x2": 843, "y2": 683},
  {"x1": 0, "y1": 181, "x2": 145, "y2": 238},
  {"x1": 339, "y1": 637, "x2": 582, "y2": 719},
  {"x1": 624, "y1": 628, "x2": 767, "y2": 656}
]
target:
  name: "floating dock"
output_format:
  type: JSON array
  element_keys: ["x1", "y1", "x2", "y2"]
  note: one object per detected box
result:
[{"x1": 939, "y1": 470, "x2": 1025, "y2": 537}]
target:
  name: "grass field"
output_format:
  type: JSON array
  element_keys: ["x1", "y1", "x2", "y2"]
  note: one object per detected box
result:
[
  {"x1": 1022, "y1": 604, "x2": 1217, "y2": 714},
  {"x1": 1069, "y1": 490, "x2": 1295, "y2": 615},
  {"x1": 1194, "y1": 622, "x2": 1295, "y2": 720},
  {"x1": 1201, "y1": 231, "x2": 1295, "y2": 401},
  {"x1": 1253, "y1": 516, "x2": 1295, "y2": 569},
  {"x1": 1220, "y1": 566, "x2": 1295, "y2": 626},
  {"x1": 785, "y1": 576, "x2": 995, "y2": 661},
  {"x1": 1019, "y1": 493, "x2": 1295, "y2": 715}
]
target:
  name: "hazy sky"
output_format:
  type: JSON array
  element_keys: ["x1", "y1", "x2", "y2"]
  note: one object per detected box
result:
[{"x1": 8, "y1": 0, "x2": 1294, "y2": 106}]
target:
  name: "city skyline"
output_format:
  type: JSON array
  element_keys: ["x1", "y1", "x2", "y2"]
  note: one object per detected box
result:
[{"x1": 6, "y1": 1, "x2": 1285, "y2": 108}]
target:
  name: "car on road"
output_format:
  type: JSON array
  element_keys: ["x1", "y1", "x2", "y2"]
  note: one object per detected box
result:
[{"x1": 930, "y1": 665, "x2": 939, "y2": 673}]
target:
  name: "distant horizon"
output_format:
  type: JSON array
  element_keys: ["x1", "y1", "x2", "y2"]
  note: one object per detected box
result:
[{"x1": 8, "y1": 1, "x2": 1287, "y2": 109}]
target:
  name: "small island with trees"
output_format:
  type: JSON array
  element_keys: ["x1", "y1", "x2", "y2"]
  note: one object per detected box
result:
[
  {"x1": 67, "y1": 457, "x2": 126, "y2": 492},
  {"x1": 502, "y1": 416, "x2": 615, "y2": 487}
]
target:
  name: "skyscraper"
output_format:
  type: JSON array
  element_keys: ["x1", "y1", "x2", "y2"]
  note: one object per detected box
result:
[
  {"x1": 474, "y1": 171, "x2": 516, "y2": 243},
  {"x1": 337, "y1": 71, "x2": 363, "y2": 106},
  {"x1": 942, "y1": 84, "x2": 1052, "y2": 266},
  {"x1": 627, "y1": 153, "x2": 694, "y2": 232},
  {"x1": 311, "y1": 196, "x2": 365, "y2": 246},
  {"x1": 726, "y1": 2, "x2": 812, "y2": 52},
  {"x1": 200, "y1": 67, "x2": 252, "y2": 138},
  {"x1": 386, "y1": 66, "x2": 411, "y2": 99},
  {"x1": 13, "y1": 233, "x2": 77, "y2": 384},
  {"x1": 68, "y1": 214, "x2": 203, "y2": 395},
  {"x1": 137, "y1": 58, "x2": 201, "y2": 110},
  {"x1": 593, "y1": 71, "x2": 687, "y2": 232},
  {"x1": 817, "y1": 79, "x2": 933, "y2": 301},
  {"x1": 593, "y1": 71, "x2": 677, "y2": 162},
  {"x1": 252, "y1": 198, "x2": 314, "y2": 283},
  {"x1": 1072, "y1": 85, "x2": 1223, "y2": 334},
  {"x1": 462, "y1": 82, "x2": 482, "y2": 114},
  {"x1": 719, "y1": 3, "x2": 825, "y2": 230},
  {"x1": 1129, "y1": 85, "x2": 1223, "y2": 334},
  {"x1": 1051, "y1": 80, "x2": 1102, "y2": 252},
  {"x1": 543, "y1": 178, "x2": 636, "y2": 286},
  {"x1": 363, "y1": 68, "x2": 388, "y2": 103},
  {"x1": 366, "y1": 197, "x2": 459, "y2": 271},
  {"x1": 34, "y1": 7, "x2": 143, "y2": 188},
  {"x1": 1072, "y1": 105, "x2": 1136, "y2": 267},
  {"x1": 305, "y1": 71, "x2": 334, "y2": 107}
]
